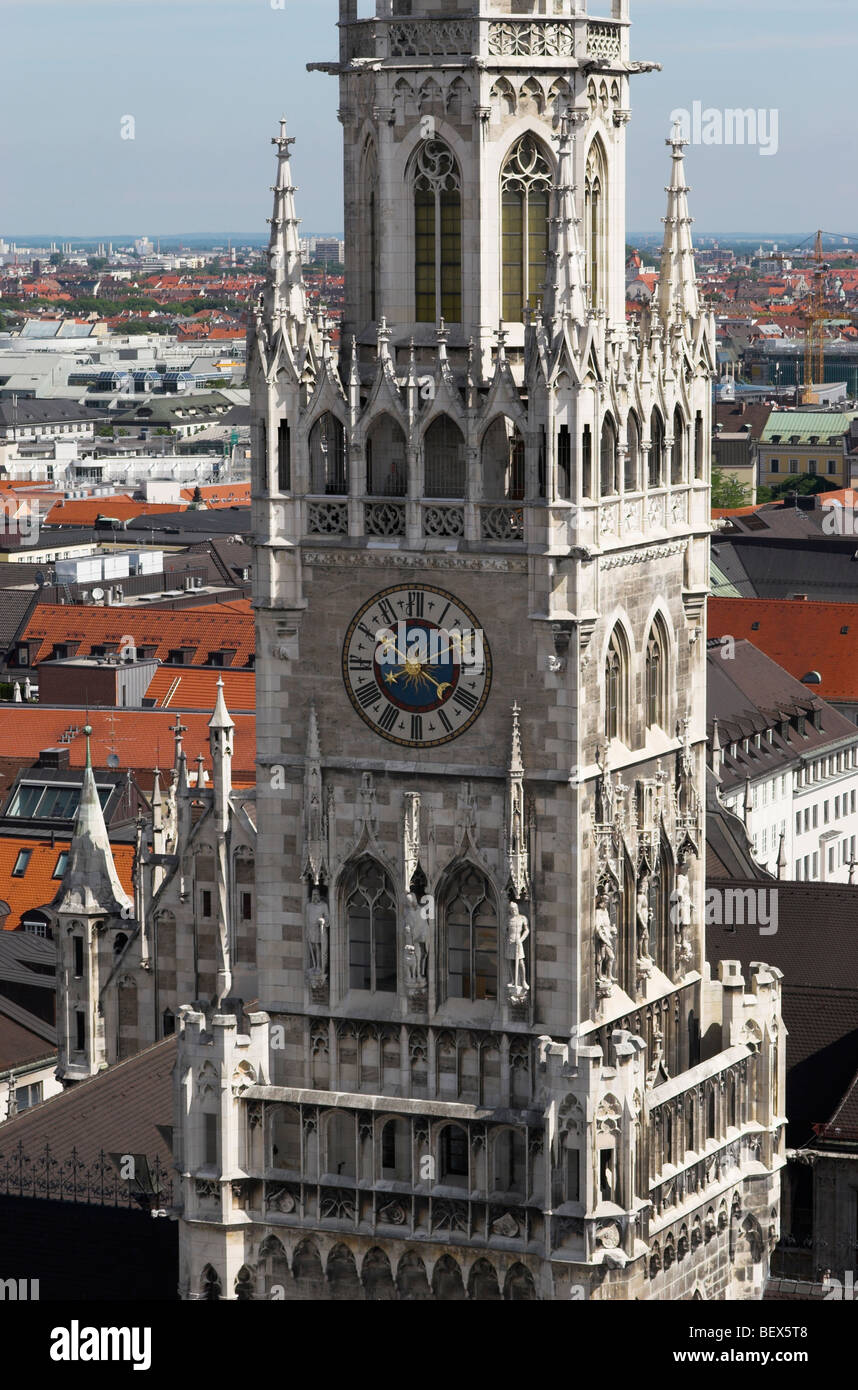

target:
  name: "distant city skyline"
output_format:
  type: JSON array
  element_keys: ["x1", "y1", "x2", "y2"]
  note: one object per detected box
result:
[{"x1": 1, "y1": 0, "x2": 855, "y2": 237}]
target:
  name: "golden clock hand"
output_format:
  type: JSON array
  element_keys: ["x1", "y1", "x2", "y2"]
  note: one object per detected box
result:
[{"x1": 379, "y1": 638, "x2": 451, "y2": 697}]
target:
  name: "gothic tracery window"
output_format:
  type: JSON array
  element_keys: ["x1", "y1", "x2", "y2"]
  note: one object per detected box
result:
[
  {"x1": 605, "y1": 626, "x2": 629, "y2": 743},
  {"x1": 414, "y1": 139, "x2": 462, "y2": 323},
  {"x1": 645, "y1": 615, "x2": 669, "y2": 730},
  {"x1": 649, "y1": 408, "x2": 665, "y2": 488},
  {"x1": 346, "y1": 858, "x2": 396, "y2": 993},
  {"x1": 501, "y1": 134, "x2": 552, "y2": 322},
  {"x1": 443, "y1": 864, "x2": 498, "y2": 1002},
  {"x1": 625, "y1": 411, "x2": 641, "y2": 491},
  {"x1": 309, "y1": 412, "x2": 348, "y2": 495},
  {"x1": 600, "y1": 414, "x2": 618, "y2": 497},
  {"x1": 671, "y1": 405, "x2": 686, "y2": 485},
  {"x1": 585, "y1": 138, "x2": 607, "y2": 310},
  {"x1": 424, "y1": 413, "x2": 466, "y2": 498},
  {"x1": 481, "y1": 415, "x2": 525, "y2": 500}
]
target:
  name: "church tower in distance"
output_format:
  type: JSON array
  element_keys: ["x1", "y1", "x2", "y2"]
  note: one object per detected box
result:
[{"x1": 175, "y1": 0, "x2": 784, "y2": 1301}]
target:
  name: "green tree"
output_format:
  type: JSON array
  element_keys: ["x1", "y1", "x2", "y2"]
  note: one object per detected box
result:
[{"x1": 711, "y1": 469, "x2": 753, "y2": 508}]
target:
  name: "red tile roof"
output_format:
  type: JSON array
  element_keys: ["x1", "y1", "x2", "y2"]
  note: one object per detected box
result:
[
  {"x1": 709, "y1": 597, "x2": 858, "y2": 702},
  {"x1": 0, "y1": 708, "x2": 256, "y2": 780},
  {"x1": 0, "y1": 835, "x2": 135, "y2": 931},
  {"x1": 20, "y1": 603, "x2": 254, "y2": 668},
  {"x1": 45, "y1": 497, "x2": 189, "y2": 526},
  {"x1": 180, "y1": 482, "x2": 250, "y2": 508},
  {"x1": 143, "y1": 667, "x2": 255, "y2": 710}
]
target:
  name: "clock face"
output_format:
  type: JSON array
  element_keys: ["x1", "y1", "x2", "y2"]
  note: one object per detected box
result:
[{"x1": 342, "y1": 584, "x2": 492, "y2": 748}]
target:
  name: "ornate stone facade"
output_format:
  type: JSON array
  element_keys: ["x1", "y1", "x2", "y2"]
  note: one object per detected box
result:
[{"x1": 174, "y1": 0, "x2": 784, "y2": 1300}]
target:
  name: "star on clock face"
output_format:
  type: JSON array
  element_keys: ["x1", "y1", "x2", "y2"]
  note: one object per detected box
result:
[{"x1": 342, "y1": 584, "x2": 492, "y2": 748}]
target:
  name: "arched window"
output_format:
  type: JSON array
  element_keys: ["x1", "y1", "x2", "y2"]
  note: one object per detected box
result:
[
  {"x1": 585, "y1": 138, "x2": 607, "y2": 310},
  {"x1": 345, "y1": 858, "x2": 396, "y2": 993},
  {"x1": 271, "y1": 1105, "x2": 301, "y2": 1172},
  {"x1": 600, "y1": 414, "x2": 618, "y2": 496},
  {"x1": 649, "y1": 408, "x2": 665, "y2": 488},
  {"x1": 694, "y1": 410, "x2": 705, "y2": 480},
  {"x1": 625, "y1": 412, "x2": 641, "y2": 491},
  {"x1": 501, "y1": 134, "x2": 552, "y2": 322},
  {"x1": 671, "y1": 405, "x2": 686, "y2": 485},
  {"x1": 366, "y1": 413, "x2": 407, "y2": 497},
  {"x1": 424, "y1": 414, "x2": 465, "y2": 498},
  {"x1": 309, "y1": 413, "x2": 348, "y2": 495},
  {"x1": 201, "y1": 1265, "x2": 221, "y2": 1301},
  {"x1": 443, "y1": 864, "x2": 497, "y2": 1001},
  {"x1": 414, "y1": 139, "x2": 462, "y2": 323},
  {"x1": 645, "y1": 615, "x2": 669, "y2": 730},
  {"x1": 481, "y1": 416, "x2": 525, "y2": 500},
  {"x1": 604, "y1": 626, "x2": 629, "y2": 743},
  {"x1": 438, "y1": 1123, "x2": 469, "y2": 1187}
]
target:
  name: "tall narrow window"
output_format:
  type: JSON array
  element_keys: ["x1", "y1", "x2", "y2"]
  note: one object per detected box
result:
[
  {"x1": 585, "y1": 138, "x2": 607, "y2": 310},
  {"x1": 649, "y1": 409, "x2": 665, "y2": 488},
  {"x1": 626, "y1": 412, "x2": 641, "y2": 491},
  {"x1": 538, "y1": 426, "x2": 547, "y2": 499},
  {"x1": 346, "y1": 858, "x2": 396, "y2": 994},
  {"x1": 694, "y1": 410, "x2": 704, "y2": 480},
  {"x1": 309, "y1": 413, "x2": 348, "y2": 495},
  {"x1": 501, "y1": 135, "x2": 552, "y2": 322},
  {"x1": 671, "y1": 406, "x2": 685, "y2": 485},
  {"x1": 581, "y1": 424, "x2": 592, "y2": 499},
  {"x1": 481, "y1": 416, "x2": 525, "y2": 500},
  {"x1": 366, "y1": 413, "x2": 407, "y2": 496},
  {"x1": 600, "y1": 414, "x2": 618, "y2": 497},
  {"x1": 605, "y1": 627, "x2": 629, "y2": 743},
  {"x1": 414, "y1": 140, "x2": 462, "y2": 323},
  {"x1": 646, "y1": 618, "x2": 669, "y2": 730},
  {"x1": 444, "y1": 865, "x2": 497, "y2": 1002},
  {"x1": 360, "y1": 139, "x2": 379, "y2": 324},
  {"x1": 557, "y1": 424, "x2": 571, "y2": 500},
  {"x1": 277, "y1": 420, "x2": 291, "y2": 492}
]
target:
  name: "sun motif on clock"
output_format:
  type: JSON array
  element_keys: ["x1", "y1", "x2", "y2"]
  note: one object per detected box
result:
[{"x1": 342, "y1": 584, "x2": 492, "y2": 748}]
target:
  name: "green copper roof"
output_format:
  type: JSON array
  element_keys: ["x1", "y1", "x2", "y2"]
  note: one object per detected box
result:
[{"x1": 761, "y1": 411, "x2": 857, "y2": 444}]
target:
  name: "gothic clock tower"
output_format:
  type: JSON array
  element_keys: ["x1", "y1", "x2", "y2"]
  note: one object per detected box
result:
[{"x1": 175, "y1": 0, "x2": 784, "y2": 1302}]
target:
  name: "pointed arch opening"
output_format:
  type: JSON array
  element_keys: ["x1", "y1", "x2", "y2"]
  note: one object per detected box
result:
[
  {"x1": 625, "y1": 411, "x2": 641, "y2": 491},
  {"x1": 440, "y1": 862, "x2": 498, "y2": 1002},
  {"x1": 359, "y1": 138, "x2": 379, "y2": 324},
  {"x1": 585, "y1": 137, "x2": 608, "y2": 311},
  {"x1": 424, "y1": 414, "x2": 465, "y2": 498},
  {"x1": 671, "y1": 405, "x2": 686, "y2": 485},
  {"x1": 413, "y1": 138, "x2": 462, "y2": 324},
  {"x1": 366, "y1": 413, "x2": 407, "y2": 497},
  {"x1": 344, "y1": 857, "x2": 396, "y2": 994},
  {"x1": 600, "y1": 413, "x2": 618, "y2": 497},
  {"x1": 645, "y1": 613, "x2": 670, "y2": 732},
  {"x1": 649, "y1": 408, "x2": 665, "y2": 488},
  {"x1": 604, "y1": 624, "x2": 631, "y2": 744},
  {"x1": 500, "y1": 134, "x2": 552, "y2": 322},
  {"x1": 309, "y1": 412, "x2": 348, "y2": 496},
  {"x1": 481, "y1": 416, "x2": 525, "y2": 500}
]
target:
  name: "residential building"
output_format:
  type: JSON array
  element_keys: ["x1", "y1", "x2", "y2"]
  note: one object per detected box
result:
[{"x1": 757, "y1": 410, "x2": 857, "y2": 492}]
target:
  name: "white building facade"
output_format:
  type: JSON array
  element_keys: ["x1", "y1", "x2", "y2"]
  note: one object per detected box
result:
[{"x1": 172, "y1": 0, "x2": 785, "y2": 1301}]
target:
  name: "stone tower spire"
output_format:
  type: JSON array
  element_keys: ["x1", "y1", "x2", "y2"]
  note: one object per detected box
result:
[
  {"x1": 209, "y1": 679, "x2": 235, "y2": 1005},
  {"x1": 544, "y1": 113, "x2": 586, "y2": 340},
  {"x1": 55, "y1": 727, "x2": 133, "y2": 918},
  {"x1": 654, "y1": 122, "x2": 700, "y2": 330},
  {"x1": 265, "y1": 117, "x2": 309, "y2": 347}
]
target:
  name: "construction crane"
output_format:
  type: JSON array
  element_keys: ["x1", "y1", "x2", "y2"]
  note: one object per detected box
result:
[{"x1": 802, "y1": 229, "x2": 828, "y2": 404}]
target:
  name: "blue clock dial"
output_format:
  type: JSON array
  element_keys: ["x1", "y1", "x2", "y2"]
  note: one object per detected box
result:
[{"x1": 343, "y1": 585, "x2": 491, "y2": 747}]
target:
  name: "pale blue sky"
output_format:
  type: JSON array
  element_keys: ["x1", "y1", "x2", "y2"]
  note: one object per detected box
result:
[{"x1": 0, "y1": 0, "x2": 854, "y2": 238}]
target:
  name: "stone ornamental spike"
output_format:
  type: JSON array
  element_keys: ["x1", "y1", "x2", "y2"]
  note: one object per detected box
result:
[{"x1": 506, "y1": 702, "x2": 530, "y2": 900}]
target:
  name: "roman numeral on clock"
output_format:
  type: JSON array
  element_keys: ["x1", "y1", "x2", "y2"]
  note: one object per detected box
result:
[
  {"x1": 454, "y1": 687, "x2": 478, "y2": 712},
  {"x1": 348, "y1": 656, "x2": 372, "y2": 671},
  {"x1": 406, "y1": 591, "x2": 424, "y2": 618},
  {"x1": 355, "y1": 682, "x2": 380, "y2": 709},
  {"x1": 438, "y1": 709, "x2": 453, "y2": 734},
  {"x1": 377, "y1": 598, "x2": 397, "y2": 626},
  {"x1": 376, "y1": 703, "x2": 399, "y2": 733},
  {"x1": 410, "y1": 715, "x2": 423, "y2": 741}
]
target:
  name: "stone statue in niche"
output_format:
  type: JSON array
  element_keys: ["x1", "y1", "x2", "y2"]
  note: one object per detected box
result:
[
  {"x1": 505, "y1": 900, "x2": 530, "y2": 1006},
  {"x1": 306, "y1": 886, "x2": 329, "y2": 999},
  {"x1": 403, "y1": 891, "x2": 429, "y2": 998},
  {"x1": 594, "y1": 888, "x2": 616, "y2": 997},
  {"x1": 673, "y1": 856, "x2": 695, "y2": 976},
  {"x1": 636, "y1": 868, "x2": 654, "y2": 981}
]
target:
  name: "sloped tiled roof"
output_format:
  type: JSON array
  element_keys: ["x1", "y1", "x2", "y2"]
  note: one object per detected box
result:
[
  {"x1": 44, "y1": 497, "x2": 189, "y2": 526},
  {"x1": 143, "y1": 667, "x2": 255, "y2": 711},
  {"x1": 0, "y1": 836, "x2": 135, "y2": 932},
  {"x1": 708, "y1": 597, "x2": 858, "y2": 701},
  {"x1": 20, "y1": 603, "x2": 254, "y2": 668},
  {"x1": 0, "y1": 1035, "x2": 176, "y2": 1170},
  {"x1": 0, "y1": 708, "x2": 256, "y2": 780},
  {"x1": 0, "y1": 1010, "x2": 56, "y2": 1069}
]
